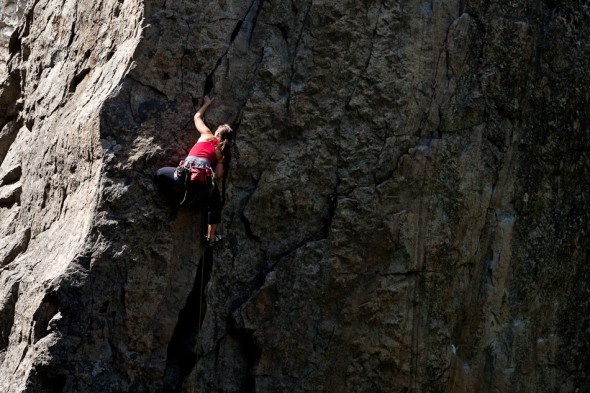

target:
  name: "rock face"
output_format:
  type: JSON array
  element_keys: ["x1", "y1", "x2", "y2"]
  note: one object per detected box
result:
[{"x1": 0, "y1": 0, "x2": 589, "y2": 392}]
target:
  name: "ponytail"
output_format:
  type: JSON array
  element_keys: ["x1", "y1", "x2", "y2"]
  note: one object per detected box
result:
[{"x1": 215, "y1": 124, "x2": 234, "y2": 206}]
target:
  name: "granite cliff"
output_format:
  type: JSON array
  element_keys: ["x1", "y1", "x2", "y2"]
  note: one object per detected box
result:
[{"x1": 0, "y1": 0, "x2": 589, "y2": 392}]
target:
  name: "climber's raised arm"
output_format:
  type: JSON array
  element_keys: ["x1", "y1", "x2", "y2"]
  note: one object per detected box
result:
[{"x1": 194, "y1": 96, "x2": 213, "y2": 136}]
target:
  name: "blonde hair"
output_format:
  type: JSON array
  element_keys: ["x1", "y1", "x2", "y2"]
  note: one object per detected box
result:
[
  {"x1": 215, "y1": 123, "x2": 234, "y2": 206},
  {"x1": 215, "y1": 124, "x2": 233, "y2": 160}
]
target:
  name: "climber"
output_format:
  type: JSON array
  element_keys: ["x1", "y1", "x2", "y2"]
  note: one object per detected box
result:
[{"x1": 156, "y1": 95, "x2": 234, "y2": 246}]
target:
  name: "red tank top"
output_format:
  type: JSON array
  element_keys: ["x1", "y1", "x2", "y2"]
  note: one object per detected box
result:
[{"x1": 188, "y1": 138, "x2": 219, "y2": 167}]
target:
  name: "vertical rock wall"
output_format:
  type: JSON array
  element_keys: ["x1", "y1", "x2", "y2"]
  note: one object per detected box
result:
[
  {"x1": 0, "y1": 0, "x2": 588, "y2": 392},
  {"x1": 0, "y1": 0, "x2": 143, "y2": 391}
]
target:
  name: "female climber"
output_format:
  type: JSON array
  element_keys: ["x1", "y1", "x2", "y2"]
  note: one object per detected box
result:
[{"x1": 156, "y1": 95, "x2": 234, "y2": 246}]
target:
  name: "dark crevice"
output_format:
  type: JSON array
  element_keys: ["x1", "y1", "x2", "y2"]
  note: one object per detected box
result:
[
  {"x1": 203, "y1": 0, "x2": 263, "y2": 96},
  {"x1": 0, "y1": 119, "x2": 22, "y2": 167},
  {"x1": 236, "y1": 226, "x2": 331, "y2": 309},
  {"x1": 230, "y1": 20, "x2": 244, "y2": 42},
  {"x1": 113, "y1": 3, "x2": 121, "y2": 18},
  {"x1": 58, "y1": 186, "x2": 67, "y2": 219},
  {"x1": 274, "y1": 23, "x2": 289, "y2": 44},
  {"x1": 0, "y1": 281, "x2": 19, "y2": 351},
  {"x1": 235, "y1": 161, "x2": 267, "y2": 242},
  {"x1": 16, "y1": 345, "x2": 28, "y2": 370},
  {"x1": 126, "y1": 74, "x2": 169, "y2": 99},
  {"x1": 22, "y1": 0, "x2": 41, "y2": 39},
  {"x1": 0, "y1": 164, "x2": 22, "y2": 186},
  {"x1": 24, "y1": 117, "x2": 34, "y2": 133},
  {"x1": 0, "y1": 183, "x2": 21, "y2": 208},
  {"x1": 291, "y1": 1, "x2": 312, "y2": 54},
  {"x1": 68, "y1": 68, "x2": 90, "y2": 93},
  {"x1": 228, "y1": 273, "x2": 266, "y2": 330},
  {"x1": 240, "y1": 213, "x2": 260, "y2": 241},
  {"x1": 32, "y1": 291, "x2": 60, "y2": 343},
  {"x1": 203, "y1": 68, "x2": 216, "y2": 96},
  {"x1": 25, "y1": 365, "x2": 67, "y2": 393},
  {"x1": 20, "y1": 40, "x2": 31, "y2": 63},
  {"x1": 0, "y1": 70, "x2": 22, "y2": 123},
  {"x1": 226, "y1": 327, "x2": 261, "y2": 393},
  {"x1": 245, "y1": 0, "x2": 264, "y2": 46},
  {"x1": 269, "y1": 230, "x2": 326, "y2": 270},
  {"x1": 67, "y1": 20, "x2": 76, "y2": 47},
  {"x1": 31, "y1": 366, "x2": 67, "y2": 393},
  {"x1": 8, "y1": 27, "x2": 22, "y2": 57},
  {"x1": 40, "y1": 182, "x2": 50, "y2": 209},
  {"x1": 231, "y1": 109, "x2": 244, "y2": 138},
  {"x1": 286, "y1": 0, "x2": 312, "y2": 112},
  {"x1": 162, "y1": 245, "x2": 214, "y2": 393},
  {"x1": 0, "y1": 228, "x2": 30, "y2": 267}
]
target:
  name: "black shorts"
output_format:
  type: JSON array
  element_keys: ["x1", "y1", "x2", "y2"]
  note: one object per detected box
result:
[{"x1": 156, "y1": 166, "x2": 222, "y2": 224}]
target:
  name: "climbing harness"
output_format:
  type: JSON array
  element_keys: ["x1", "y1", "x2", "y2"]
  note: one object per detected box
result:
[{"x1": 175, "y1": 157, "x2": 213, "y2": 205}]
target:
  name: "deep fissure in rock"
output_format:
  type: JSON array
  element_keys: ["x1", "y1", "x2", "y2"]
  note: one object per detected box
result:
[
  {"x1": 204, "y1": 0, "x2": 263, "y2": 95},
  {"x1": 29, "y1": 365, "x2": 67, "y2": 393},
  {"x1": 0, "y1": 282, "x2": 19, "y2": 352},
  {"x1": 162, "y1": 246, "x2": 214, "y2": 393},
  {"x1": 227, "y1": 327, "x2": 261, "y2": 393}
]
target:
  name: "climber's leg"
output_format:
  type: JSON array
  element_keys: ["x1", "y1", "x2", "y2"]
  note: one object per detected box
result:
[
  {"x1": 206, "y1": 185, "x2": 222, "y2": 244},
  {"x1": 156, "y1": 166, "x2": 184, "y2": 205}
]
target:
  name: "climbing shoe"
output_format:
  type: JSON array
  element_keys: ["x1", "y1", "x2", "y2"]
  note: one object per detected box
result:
[{"x1": 204, "y1": 234, "x2": 222, "y2": 247}]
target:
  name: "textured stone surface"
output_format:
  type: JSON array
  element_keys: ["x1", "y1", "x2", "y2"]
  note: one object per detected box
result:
[{"x1": 0, "y1": 0, "x2": 589, "y2": 392}]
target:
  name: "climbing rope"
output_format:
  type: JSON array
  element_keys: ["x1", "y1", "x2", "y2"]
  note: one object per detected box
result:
[{"x1": 197, "y1": 251, "x2": 206, "y2": 330}]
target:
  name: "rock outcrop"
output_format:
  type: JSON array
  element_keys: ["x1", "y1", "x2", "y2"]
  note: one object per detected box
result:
[{"x1": 0, "y1": 0, "x2": 588, "y2": 392}]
